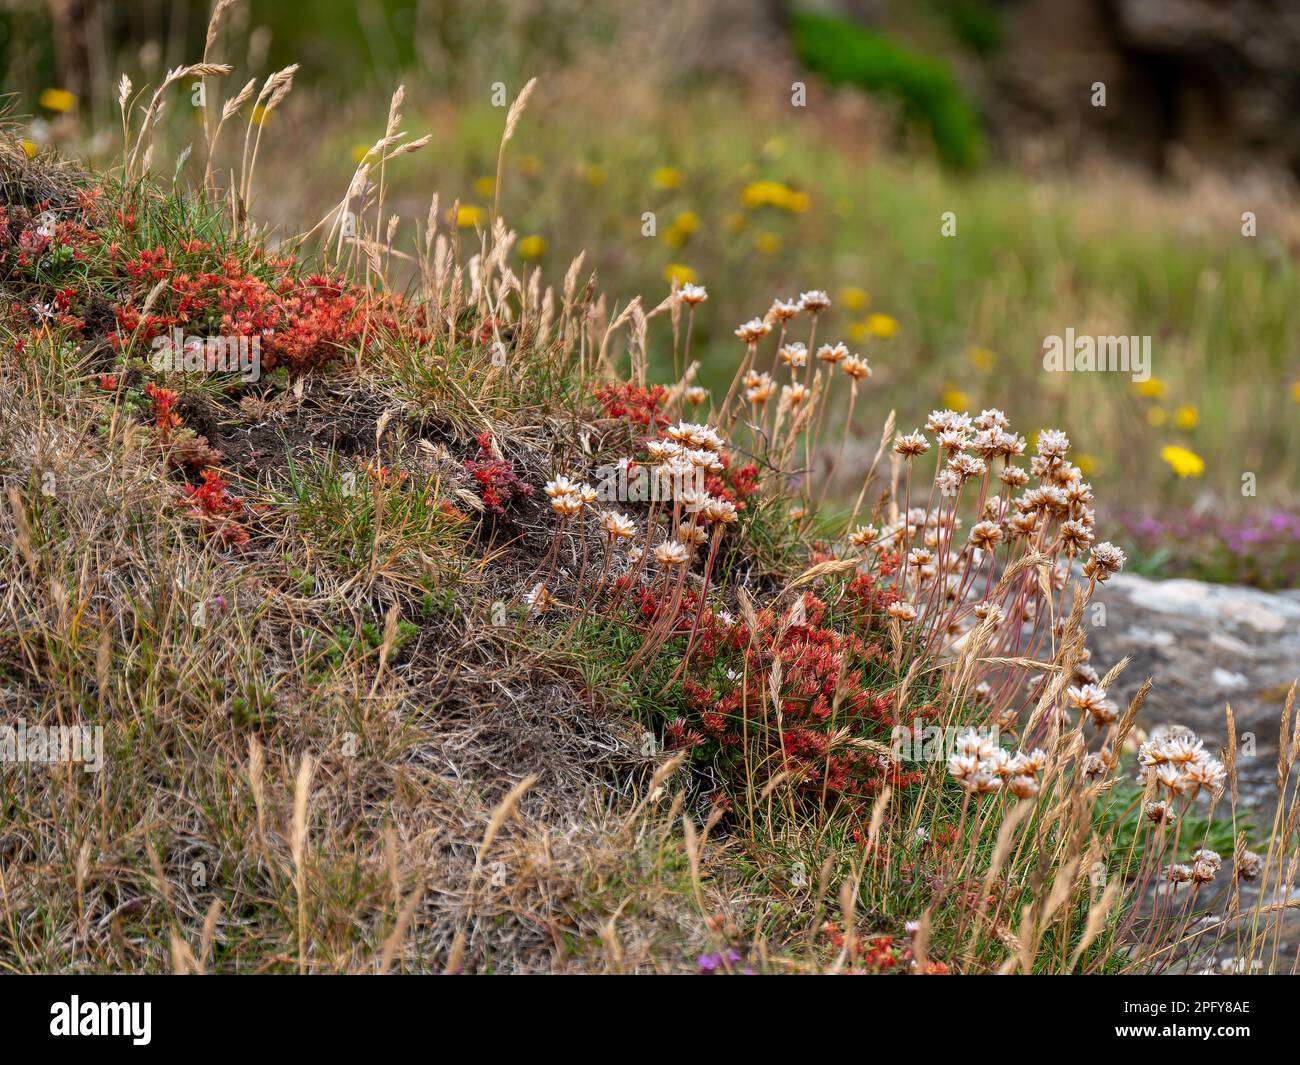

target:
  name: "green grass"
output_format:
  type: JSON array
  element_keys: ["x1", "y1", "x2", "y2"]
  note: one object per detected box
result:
[{"x1": 791, "y1": 9, "x2": 984, "y2": 169}]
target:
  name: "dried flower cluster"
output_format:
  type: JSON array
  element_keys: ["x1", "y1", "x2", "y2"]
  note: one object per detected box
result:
[
  {"x1": 946, "y1": 730, "x2": 1046, "y2": 798},
  {"x1": 1137, "y1": 727, "x2": 1227, "y2": 799}
]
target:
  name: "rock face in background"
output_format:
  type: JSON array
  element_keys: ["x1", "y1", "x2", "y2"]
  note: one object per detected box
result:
[
  {"x1": 1087, "y1": 573, "x2": 1300, "y2": 815},
  {"x1": 779, "y1": 0, "x2": 1300, "y2": 179},
  {"x1": 989, "y1": 0, "x2": 1300, "y2": 178}
]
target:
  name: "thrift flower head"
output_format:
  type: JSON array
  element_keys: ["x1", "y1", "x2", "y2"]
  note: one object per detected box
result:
[
  {"x1": 744, "y1": 372, "x2": 775, "y2": 406},
  {"x1": 601, "y1": 512, "x2": 636, "y2": 540},
  {"x1": 1237, "y1": 850, "x2": 1264, "y2": 881},
  {"x1": 551, "y1": 493, "x2": 583, "y2": 517},
  {"x1": 665, "y1": 421, "x2": 723, "y2": 452},
  {"x1": 1138, "y1": 727, "x2": 1226, "y2": 799},
  {"x1": 893, "y1": 431, "x2": 930, "y2": 458},
  {"x1": 840, "y1": 354, "x2": 871, "y2": 381},
  {"x1": 783, "y1": 382, "x2": 809, "y2": 406},
  {"x1": 654, "y1": 540, "x2": 690, "y2": 567},
  {"x1": 525, "y1": 583, "x2": 553, "y2": 614},
  {"x1": 677, "y1": 522, "x2": 707, "y2": 546},
  {"x1": 779, "y1": 341, "x2": 808, "y2": 368},
  {"x1": 735, "y1": 318, "x2": 771, "y2": 344},
  {"x1": 1067, "y1": 683, "x2": 1116, "y2": 726},
  {"x1": 1082, "y1": 541, "x2": 1126, "y2": 582},
  {"x1": 545, "y1": 475, "x2": 577, "y2": 498},
  {"x1": 798, "y1": 290, "x2": 830, "y2": 313},
  {"x1": 703, "y1": 497, "x2": 738, "y2": 525},
  {"x1": 768, "y1": 298, "x2": 801, "y2": 321},
  {"x1": 1036, "y1": 429, "x2": 1071, "y2": 461}
]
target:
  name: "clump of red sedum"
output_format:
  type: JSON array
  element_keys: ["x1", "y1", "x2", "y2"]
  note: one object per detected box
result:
[
  {"x1": 463, "y1": 433, "x2": 534, "y2": 516},
  {"x1": 651, "y1": 589, "x2": 921, "y2": 804},
  {"x1": 109, "y1": 250, "x2": 385, "y2": 377},
  {"x1": 141, "y1": 382, "x2": 221, "y2": 468},
  {"x1": 595, "y1": 382, "x2": 670, "y2": 428},
  {"x1": 183, "y1": 468, "x2": 248, "y2": 547},
  {"x1": 704, "y1": 453, "x2": 759, "y2": 511}
]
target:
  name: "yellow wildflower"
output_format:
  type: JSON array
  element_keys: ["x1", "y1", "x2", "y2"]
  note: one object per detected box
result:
[
  {"x1": 1134, "y1": 378, "x2": 1167, "y2": 399},
  {"x1": 21, "y1": 139, "x2": 38, "y2": 158},
  {"x1": 866, "y1": 313, "x2": 898, "y2": 338},
  {"x1": 1146, "y1": 407, "x2": 1167, "y2": 427},
  {"x1": 518, "y1": 234, "x2": 546, "y2": 259},
  {"x1": 942, "y1": 388, "x2": 970, "y2": 410},
  {"x1": 741, "y1": 180, "x2": 809, "y2": 213},
  {"x1": 839, "y1": 286, "x2": 869, "y2": 312},
  {"x1": 652, "y1": 167, "x2": 683, "y2": 190},
  {"x1": 1160, "y1": 445, "x2": 1205, "y2": 478},
  {"x1": 351, "y1": 144, "x2": 374, "y2": 164},
  {"x1": 754, "y1": 231, "x2": 781, "y2": 256},
  {"x1": 664, "y1": 263, "x2": 697, "y2": 286},
  {"x1": 39, "y1": 87, "x2": 77, "y2": 113},
  {"x1": 967, "y1": 346, "x2": 997, "y2": 372},
  {"x1": 450, "y1": 204, "x2": 486, "y2": 228},
  {"x1": 1174, "y1": 404, "x2": 1198, "y2": 430},
  {"x1": 581, "y1": 164, "x2": 606, "y2": 187},
  {"x1": 1075, "y1": 453, "x2": 1099, "y2": 475},
  {"x1": 474, "y1": 176, "x2": 496, "y2": 198}
]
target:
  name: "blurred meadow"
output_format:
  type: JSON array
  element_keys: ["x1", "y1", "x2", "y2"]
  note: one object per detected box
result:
[{"x1": 4, "y1": 0, "x2": 1299, "y2": 580}]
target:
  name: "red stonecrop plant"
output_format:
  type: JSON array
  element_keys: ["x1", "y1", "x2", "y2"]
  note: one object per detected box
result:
[
  {"x1": 664, "y1": 589, "x2": 921, "y2": 803},
  {"x1": 109, "y1": 250, "x2": 382, "y2": 376},
  {"x1": 464, "y1": 433, "x2": 534, "y2": 516},
  {"x1": 183, "y1": 468, "x2": 248, "y2": 547},
  {"x1": 595, "y1": 381, "x2": 670, "y2": 428},
  {"x1": 144, "y1": 381, "x2": 182, "y2": 443}
]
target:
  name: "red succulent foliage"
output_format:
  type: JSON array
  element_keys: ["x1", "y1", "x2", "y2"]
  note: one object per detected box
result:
[
  {"x1": 108, "y1": 253, "x2": 384, "y2": 376},
  {"x1": 144, "y1": 382, "x2": 183, "y2": 442},
  {"x1": 646, "y1": 587, "x2": 920, "y2": 804},
  {"x1": 595, "y1": 382, "x2": 670, "y2": 427},
  {"x1": 183, "y1": 468, "x2": 249, "y2": 547},
  {"x1": 700, "y1": 453, "x2": 759, "y2": 511},
  {"x1": 819, "y1": 925, "x2": 919, "y2": 973},
  {"x1": 463, "y1": 433, "x2": 534, "y2": 516},
  {"x1": 139, "y1": 381, "x2": 220, "y2": 468}
]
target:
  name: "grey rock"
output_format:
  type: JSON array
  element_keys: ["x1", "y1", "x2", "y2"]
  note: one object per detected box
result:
[{"x1": 1087, "y1": 573, "x2": 1299, "y2": 801}]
